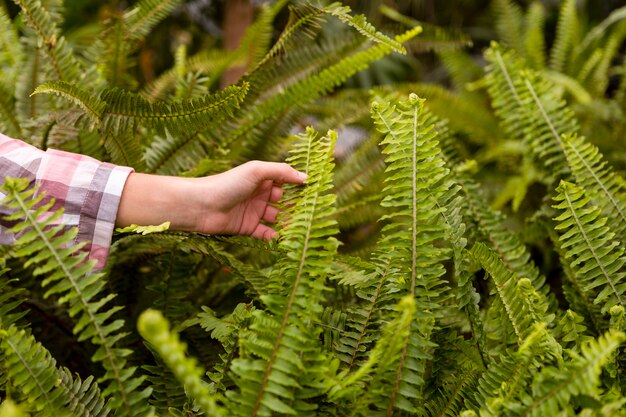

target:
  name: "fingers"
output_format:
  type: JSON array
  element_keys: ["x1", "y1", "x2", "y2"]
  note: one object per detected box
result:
[
  {"x1": 263, "y1": 205, "x2": 280, "y2": 223},
  {"x1": 252, "y1": 223, "x2": 278, "y2": 241},
  {"x1": 270, "y1": 185, "x2": 283, "y2": 203},
  {"x1": 243, "y1": 161, "x2": 307, "y2": 184}
]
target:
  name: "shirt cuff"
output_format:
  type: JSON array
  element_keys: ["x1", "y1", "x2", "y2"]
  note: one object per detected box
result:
[{"x1": 38, "y1": 149, "x2": 134, "y2": 269}]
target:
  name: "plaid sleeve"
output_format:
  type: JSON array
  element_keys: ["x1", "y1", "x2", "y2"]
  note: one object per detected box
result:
[{"x1": 0, "y1": 133, "x2": 134, "y2": 269}]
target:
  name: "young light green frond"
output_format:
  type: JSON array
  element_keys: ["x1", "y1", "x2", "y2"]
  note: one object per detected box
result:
[
  {"x1": 517, "y1": 331, "x2": 625, "y2": 417},
  {"x1": 524, "y1": 2, "x2": 547, "y2": 69},
  {"x1": 100, "y1": 82, "x2": 248, "y2": 137},
  {"x1": 492, "y1": 0, "x2": 525, "y2": 56},
  {"x1": 563, "y1": 134, "x2": 626, "y2": 245},
  {"x1": 138, "y1": 309, "x2": 225, "y2": 416},
  {"x1": 549, "y1": 0, "x2": 579, "y2": 73},
  {"x1": 470, "y1": 242, "x2": 553, "y2": 344},
  {"x1": 588, "y1": 21, "x2": 626, "y2": 96},
  {"x1": 324, "y1": 2, "x2": 407, "y2": 54},
  {"x1": 328, "y1": 296, "x2": 415, "y2": 411},
  {"x1": 228, "y1": 127, "x2": 339, "y2": 417},
  {"x1": 469, "y1": 324, "x2": 561, "y2": 415},
  {"x1": 32, "y1": 81, "x2": 106, "y2": 125},
  {"x1": 13, "y1": 0, "x2": 83, "y2": 83},
  {"x1": 553, "y1": 181, "x2": 626, "y2": 315},
  {"x1": 1, "y1": 177, "x2": 152, "y2": 417}
]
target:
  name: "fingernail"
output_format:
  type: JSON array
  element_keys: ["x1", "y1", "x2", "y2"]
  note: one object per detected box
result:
[{"x1": 298, "y1": 172, "x2": 308, "y2": 182}]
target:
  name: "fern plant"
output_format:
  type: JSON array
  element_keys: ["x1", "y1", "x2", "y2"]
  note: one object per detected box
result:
[{"x1": 2, "y1": 1, "x2": 626, "y2": 416}]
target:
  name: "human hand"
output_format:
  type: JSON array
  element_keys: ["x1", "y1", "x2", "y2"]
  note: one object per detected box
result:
[
  {"x1": 116, "y1": 161, "x2": 307, "y2": 240},
  {"x1": 190, "y1": 161, "x2": 307, "y2": 239}
]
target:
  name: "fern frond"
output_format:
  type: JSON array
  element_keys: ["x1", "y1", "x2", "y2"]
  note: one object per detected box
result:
[
  {"x1": 563, "y1": 133, "x2": 626, "y2": 246},
  {"x1": 15, "y1": 48, "x2": 51, "y2": 123},
  {"x1": 223, "y1": 27, "x2": 421, "y2": 156},
  {"x1": 517, "y1": 331, "x2": 625, "y2": 417},
  {"x1": 470, "y1": 242, "x2": 553, "y2": 344},
  {"x1": 138, "y1": 309, "x2": 224, "y2": 416},
  {"x1": 197, "y1": 303, "x2": 255, "y2": 392},
  {"x1": 106, "y1": 83, "x2": 249, "y2": 137},
  {"x1": 124, "y1": 0, "x2": 182, "y2": 42},
  {"x1": 549, "y1": 0, "x2": 579, "y2": 73},
  {"x1": 459, "y1": 172, "x2": 556, "y2": 315},
  {"x1": 492, "y1": 0, "x2": 525, "y2": 56},
  {"x1": 484, "y1": 44, "x2": 577, "y2": 182},
  {"x1": 0, "y1": 3, "x2": 22, "y2": 72},
  {"x1": 228, "y1": 127, "x2": 339, "y2": 416},
  {"x1": 524, "y1": 2, "x2": 547, "y2": 69},
  {"x1": 324, "y1": 2, "x2": 405, "y2": 54},
  {"x1": 13, "y1": 0, "x2": 83, "y2": 83},
  {"x1": 1, "y1": 177, "x2": 152, "y2": 417},
  {"x1": 1, "y1": 325, "x2": 111, "y2": 417},
  {"x1": 328, "y1": 295, "x2": 415, "y2": 411},
  {"x1": 365, "y1": 94, "x2": 452, "y2": 414},
  {"x1": 553, "y1": 181, "x2": 626, "y2": 315},
  {"x1": 32, "y1": 81, "x2": 106, "y2": 126},
  {"x1": 469, "y1": 324, "x2": 561, "y2": 415}
]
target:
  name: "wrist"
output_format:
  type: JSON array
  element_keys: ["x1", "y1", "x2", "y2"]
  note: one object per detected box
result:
[{"x1": 116, "y1": 173, "x2": 202, "y2": 231}]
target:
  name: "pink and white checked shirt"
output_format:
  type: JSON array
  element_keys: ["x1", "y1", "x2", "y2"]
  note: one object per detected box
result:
[{"x1": 0, "y1": 133, "x2": 133, "y2": 269}]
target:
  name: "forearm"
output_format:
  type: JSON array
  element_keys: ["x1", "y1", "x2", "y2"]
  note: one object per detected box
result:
[{"x1": 115, "y1": 173, "x2": 203, "y2": 231}]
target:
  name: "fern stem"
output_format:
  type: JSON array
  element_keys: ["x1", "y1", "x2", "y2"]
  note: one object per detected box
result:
[
  {"x1": 565, "y1": 140, "x2": 626, "y2": 227},
  {"x1": 562, "y1": 187, "x2": 625, "y2": 308},
  {"x1": 495, "y1": 49, "x2": 523, "y2": 106},
  {"x1": 524, "y1": 78, "x2": 565, "y2": 152},
  {"x1": 251, "y1": 192, "x2": 319, "y2": 417}
]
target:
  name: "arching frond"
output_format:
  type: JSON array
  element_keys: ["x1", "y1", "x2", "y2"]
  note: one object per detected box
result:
[
  {"x1": 484, "y1": 44, "x2": 578, "y2": 182},
  {"x1": 553, "y1": 181, "x2": 626, "y2": 316},
  {"x1": 228, "y1": 127, "x2": 339, "y2": 417},
  {"x1": 524, "y1": 2, "x2": 547, "y2": 69},
  {"x1": 1, "y1": 177, "x2": 152, "y2": 417}
]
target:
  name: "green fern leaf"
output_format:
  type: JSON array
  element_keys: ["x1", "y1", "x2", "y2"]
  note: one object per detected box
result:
[
  {"x1": 1, "y1": 325, "x2": 111, "y2": 417},
  {"x1": 549, "y1": 0, "x2": 579, "y2": 73},
  {"x1": 553, "y1": 181, "x2": 626, "y2": 315},
  {"x1": 484, "y1": 44, "x2": 580, "y2": 183},
  {"x1": 13, "y1": 0, "x2": 83, "y2": 83},
  {"x1": 324, "y1": 2, "x2": 406, "y2": 54},
  {"x1": 523, "y1": 2, "x2": 547, "y2": 69},
  {"x1": 518, "y1": 331, "x2": 625, "y2": 417},
  {"x1": 1, "y1": 177, "x2": 152, "y2": 417},
  {"x1": 470, "y1": 242, "x2": 554, "y2": 344},
  {"x1": 100, "y1": 82, "x2": 248, "y2": 137},
  {"x1": 32, "y1": 81, "x2": 106, "y2": 126},
  {"x1": 563, "y1": 133, "x2": 626, "y2": 246},
  {"x1": 228, "y1": 127, "x2": 339, "y2": 416},
  {"x1": 492, "y1": 0, "x2": 525, "y2": 56},
  {"x1": 124, "y1": 0, "x2": 182, "y2": 42},
  {"x1": 364, "y1": 94, "x2": 452, "y2": 414},
  {"x1": 138, "y1": 309, "x2": 224, "y2": 416}
]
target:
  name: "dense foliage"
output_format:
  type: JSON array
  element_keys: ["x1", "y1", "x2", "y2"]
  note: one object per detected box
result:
[{"x1": 2, "y1": 0, "x2": 626, "y2": 416}]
